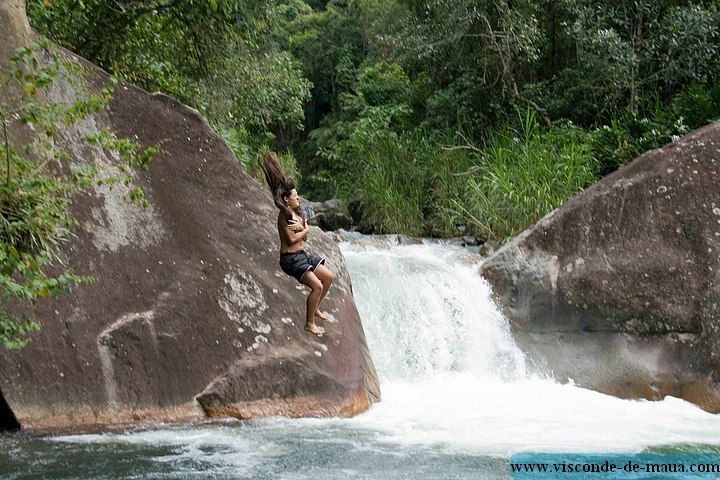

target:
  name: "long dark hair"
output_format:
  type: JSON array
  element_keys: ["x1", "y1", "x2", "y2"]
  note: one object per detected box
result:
[{"x1": 260, "y1": 150, "x2": 302, "y2": 222}]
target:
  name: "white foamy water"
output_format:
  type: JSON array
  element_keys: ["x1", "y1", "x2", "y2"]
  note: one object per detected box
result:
[
  {"x1": 340, "y1": 239, "x2": 720, "y2": 456},
  {"x1": 6, "y1": 238, "x2": 720, "y2": 480}
]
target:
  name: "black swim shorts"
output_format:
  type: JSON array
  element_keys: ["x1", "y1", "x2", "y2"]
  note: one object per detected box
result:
[{"x1": 279, "y1": 250, "x2": 326, "y2": 282}]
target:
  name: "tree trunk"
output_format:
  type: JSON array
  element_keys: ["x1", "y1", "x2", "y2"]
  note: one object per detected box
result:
[
  {"x1": 0, "y1": 0, "x2": 36, "y2": 148},
  {"x1": 0, "y1": 0, "x2": 33, "y2": 73}
]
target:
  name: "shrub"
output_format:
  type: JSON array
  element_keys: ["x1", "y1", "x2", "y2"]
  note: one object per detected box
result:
[{"x1": 0, "y1": 42, "x2": 154, "y2": 349}]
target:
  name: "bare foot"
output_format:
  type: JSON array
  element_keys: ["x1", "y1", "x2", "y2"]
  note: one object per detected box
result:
[
  {"x1": 304, "y1": 323, "x2": 325, "y2": 336},
  {"x1": 315, "y1": 310, "x2": 329, "y2": 321}
]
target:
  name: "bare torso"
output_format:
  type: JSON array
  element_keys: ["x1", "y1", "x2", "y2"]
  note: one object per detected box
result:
[{"x1": 277, "y1": 211, "x2": 307, "y2": 254}]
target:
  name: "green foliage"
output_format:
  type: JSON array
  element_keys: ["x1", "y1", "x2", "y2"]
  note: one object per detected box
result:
[
  {"x1": 647, "y1": 3, "x2": 720, "y2": 90},
  {"x1": 313, "y1": 106, "x2": 598, "y2": 240},
  {"x1": 0, "y1": 152, "x2": 89, "y2": 349},
  {"x1": 25, "y1": 0, "x2": 720, "y2": 244},
  {"x1": 376, "y1": 0, "x2": 544, "y2": 127},
  {"x1": 27, "y1": 0, "x2": 314, "y2": 161},
  {"x1": 672, "y1": 78, "x2": 720, "y2": 129},
  {"x1": 587, "y1": 75, "x2": 720, "y2": 175},
  {"x1": 288, "y1": 1, "x2": 366, "y2": 124},
  {"x1": 547, "y1": 1, "x2": 720, "y2": 124},
  {"x1": 216, "y1": 125, "x2": 254, "y2": 170},
  {"x1": 411, "y1": 132, "x2": 476, "y2": 238},
  {"x1": 356, "y1": 61, "x2": 411, "y2": 107},
  {"x1": 308, "y1": 57, "x2": 423, "y2": 232},
  {"x1": 421, "y1": 73, "x2": 504, "y2": 132},
  {"x1": 0, "y1": 42, "x2": 155, "y2": 349},
  {"x1": 26, "y1": 0, "x2": 264, "y2": 77},
  {"x1": 199, "y1": 49, "x2": 312, "y2": 136},
  {"x1": 341, "y1": 131, "x2": 425, "y2": 236},
  {"x1": 461, "y1": 111, "x2": 597, "y2": 241}
]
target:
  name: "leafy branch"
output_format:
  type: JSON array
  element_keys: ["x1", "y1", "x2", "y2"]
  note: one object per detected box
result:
[{"x1": 0, "y1": 41, "x2": 157, "y2": 349}]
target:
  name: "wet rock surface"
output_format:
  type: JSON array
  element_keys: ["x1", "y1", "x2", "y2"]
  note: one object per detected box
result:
[{"x1": 481, "y1": 120, "x2": 720, "y2": 412}]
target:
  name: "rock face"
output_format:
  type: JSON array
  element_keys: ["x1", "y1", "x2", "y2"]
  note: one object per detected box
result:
[
  {"x1": 481, "y1": 120, "x2": 720, "y2": 412},
  {"x1": 0, "y1": 6, "x2": 379, "y2": 431},
  {"x1": 304, "y1": 198, "x2": 354, "y2": 232}
]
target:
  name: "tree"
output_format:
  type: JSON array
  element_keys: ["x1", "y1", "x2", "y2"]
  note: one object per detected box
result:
[
  {"x1": 27, "y1": 0, "x2": 314, "y2": 159},
  {"x1": 383, "y1": 0, "x2": 544, "y2": 125},
  {"x1": 289, "y1": 1, "x2": 367, "y2": 128},
  {"x1": 27, "y1": 0, "x2": 264, "y2": 75},
  {"x1": 549, "y1": 0, "x2": 720, "y2": 121}
]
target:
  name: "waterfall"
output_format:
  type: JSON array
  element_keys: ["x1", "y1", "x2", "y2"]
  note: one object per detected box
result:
[
  {"x1": 10, "y1": 235, "x2": 719, "y2": 480},
  {"x1": 341, "y1": 238, "x2": 526, "y2": 383},
  {"x1": 340, "y1": 236, "x2": 720, "y2": 455}
]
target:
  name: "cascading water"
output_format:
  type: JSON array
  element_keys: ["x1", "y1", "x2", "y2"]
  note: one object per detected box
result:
[
  {"x1": 341, "y1": 239, "x2": 526, "y2": 384},
  {"x1": 343, "y1": 238, "x2": 720, "y2": 456},
  {"x1": 3, "y1": 237, "x2": 720, "y2": 480}
]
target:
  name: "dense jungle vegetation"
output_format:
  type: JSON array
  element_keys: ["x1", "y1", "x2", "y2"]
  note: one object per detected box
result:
[
  {"x1": 1, "y1": 0, "x2": 718, "y2": 348},
  {"x1": 26, "y1": 0, "x2": 720, "y2": 239}
]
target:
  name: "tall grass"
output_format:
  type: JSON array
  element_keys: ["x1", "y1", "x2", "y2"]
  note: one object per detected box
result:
[
  {"x1": 416, "y1": 133, "x2": 476, "y2": 237},
  {"x1": 336, "y1": 127, "x2": 479, "y2": 237},
  {"x1": 324, "y1": 108, "x2": 599, "y2": 240},
  {"x1": 340, "y1": 134, "x2": 425, "y2": 235},
  {"x1": 459, "y1": 110, "x2": 598, "y2": 241}
]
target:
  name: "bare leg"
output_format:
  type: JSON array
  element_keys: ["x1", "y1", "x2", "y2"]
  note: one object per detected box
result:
[
  {"x1": 301, "y1": 271, "x2": 325, "y2": 336},
  {"x1": 313, "y1": 264, "x2": 334, "y2": 320}
]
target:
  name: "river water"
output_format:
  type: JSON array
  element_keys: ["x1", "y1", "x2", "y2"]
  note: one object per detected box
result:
[{"x1": 2, "y1": 238, "x2": 720, "y2": 479}]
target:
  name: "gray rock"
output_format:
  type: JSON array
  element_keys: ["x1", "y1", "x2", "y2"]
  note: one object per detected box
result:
[
  {"x1": 446, "y1": 237, "x2": 484, "y2": 248},
  {"x1": 479, "y1": 240, "x2": 499, "y2": 257},
  {"x1": 0, "y1": 5, "x2": 379, "y2": 431},
  {"x1": 481, "y1": 120, "x2": 720, "y2": 412},
  {"x1": 304, "y1": 199, "x2": 354, "y2": 232}
]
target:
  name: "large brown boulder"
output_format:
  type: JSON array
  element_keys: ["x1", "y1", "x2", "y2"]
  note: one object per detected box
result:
[
  {"x1": 481, "y1": 120, "x2": 720, "y2": 412},
  {"x1": 0, "y1": 6, "x2": 379, "y2": 431}
]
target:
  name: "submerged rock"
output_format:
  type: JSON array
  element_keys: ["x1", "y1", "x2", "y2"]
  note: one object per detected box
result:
[
  {"x1": 0, "y1": 5, "x2": 379, "y2": 431},
  {"x1": 481, "y1": 120, "x2": 720, "y2": 412}
]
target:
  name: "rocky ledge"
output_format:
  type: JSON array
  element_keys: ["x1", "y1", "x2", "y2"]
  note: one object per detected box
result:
[
  {"x1": 0, "y1": 2, "x2": 379, "y2": 432},
  {"x1": 481, "y1": 120, "x2": 720, "y2": 412}
]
